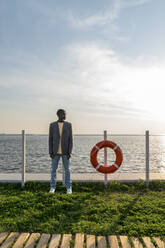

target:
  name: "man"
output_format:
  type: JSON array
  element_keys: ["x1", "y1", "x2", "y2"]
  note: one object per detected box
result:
[{"x1": 49, "y1": 109, "x2": 73, "y2": 194}]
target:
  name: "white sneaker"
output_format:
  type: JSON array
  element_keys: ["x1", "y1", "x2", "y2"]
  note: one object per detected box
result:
[
  {"x1": 49, "y1": 187, "x2": 55, "y2": 193},
  {"x1": 67, "y1": 187, "x2": 72, "y2": 194}
]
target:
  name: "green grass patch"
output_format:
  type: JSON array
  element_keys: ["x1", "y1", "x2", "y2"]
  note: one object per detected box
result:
[{"x1": 0, "y1": 180, "x2": 165, "y2": 237}]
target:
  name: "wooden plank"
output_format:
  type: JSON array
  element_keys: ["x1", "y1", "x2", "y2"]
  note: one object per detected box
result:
[
  {"x1": 12, "y1": 233, "x2": 30, "y2": 248},
  {"x1": 153, "y1": 237, "x2": 165, "y2": 248},
  {"x1": 97, "y1": 236, "x2": 107, "y2": 248},
  {"x1": 143, "y1": 237, "x2": 155, "y2": 248},
  {"x1": 74, "y1": 233, "x2": 84, "y2": 248},
  {"x1": 1, "y1": 232, "x2": 19, "y2": 248},
  {"x1": 131, "y1": 237, "x2": 143, "y2": 248},
  {"x1": 119, "y1": 236, "x2": 131, "y2": 248},
  {"x1": 60, "y1": 234, "x2": 72, "y2": 248},
  {"x1": 108, "y1": 235, "x2": 119, "y2": 248},
  {"x1": 36, "y1": 233, "x2": 51, "y2": 248},
  {"x1": 0, "y1": 233, "x2": 8, "y2": 245},
  {"x1": 49, "y1": 234, "x2": 61, "y2": 248},
  {"x1": 86, "y1": 235, "x2": 95, "y2": 248},
  {"x1": 24, "y1": 233, "x2": 41, "y2": 248}
]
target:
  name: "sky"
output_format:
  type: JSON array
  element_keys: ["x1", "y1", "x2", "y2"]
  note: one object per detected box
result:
[{"x1": 1, "y1": 0, "x2": 165, "y2": 134}]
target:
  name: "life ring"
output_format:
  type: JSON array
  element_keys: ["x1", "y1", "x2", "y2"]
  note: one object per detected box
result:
[{"x1": 90, "y1": 140, "x2": 123, "y2": 174}]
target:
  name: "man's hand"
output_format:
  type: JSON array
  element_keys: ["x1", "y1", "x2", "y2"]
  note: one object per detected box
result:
[
  {"x1": 67, "y1": 153, "x2": 71, "y2": 160},
  {"x1": 50, "y1": 153, "x2": 54, "y2": 159}
]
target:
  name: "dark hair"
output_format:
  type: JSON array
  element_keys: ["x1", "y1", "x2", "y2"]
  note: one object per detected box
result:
[{"x1": 56, "y1": 109, "x2": 65, "y2": 117}]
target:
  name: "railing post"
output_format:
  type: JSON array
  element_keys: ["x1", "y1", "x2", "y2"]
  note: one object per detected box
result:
[
  {"x1": 104, "y1": 130, "x2": 108, "y2": 186},
  {"x1": 22, "y1": 130, "x2": 26, "y2": 188},
  {"x1": 145, "y1": 130, "x2": 149, "y2": 187}
]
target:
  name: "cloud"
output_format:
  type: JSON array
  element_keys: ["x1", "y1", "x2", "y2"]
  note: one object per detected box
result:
[
  {"x1": 55, "y1": 42, "x2": 165, "y2": 121},
  {"x1": 1, "y1": 41, "x2": 165, "y2": 125},
  {"x1": 68, "y1": 0, "x2": 121, "y2": 29},
  {"x1": 123, "y1": 0, "x2": 151, "y2": 7},
  {"x1": 17, "y1": 0, "x2": 151, "y2": 29},
  {"x1": 68, "y1": 0, "x2": 151, "y2": 29}
]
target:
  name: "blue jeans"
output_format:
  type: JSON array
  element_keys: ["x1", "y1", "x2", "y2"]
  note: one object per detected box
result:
[{"x1": 50, "y1": 155, "x2": 71, "y2": 189}]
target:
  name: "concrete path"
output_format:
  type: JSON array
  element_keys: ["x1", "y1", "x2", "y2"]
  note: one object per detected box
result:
[{"x1": 1, "y1": 173, "x2": 165, "y2": 183}]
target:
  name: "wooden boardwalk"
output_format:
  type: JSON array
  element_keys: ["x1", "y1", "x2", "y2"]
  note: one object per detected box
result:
[
  {"x1": 1, "y1": 173, "x2": 165, "y2": 183},
  {"x1": 0, "y1": 232, "x2": 165, "y2": 248}
]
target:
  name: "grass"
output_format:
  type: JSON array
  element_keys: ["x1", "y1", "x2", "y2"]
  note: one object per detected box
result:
[{"x1": 0, "y1": 180, "x2": 165, "y2": 238}]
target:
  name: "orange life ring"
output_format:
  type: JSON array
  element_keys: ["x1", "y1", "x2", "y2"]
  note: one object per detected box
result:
[{"x1": 90, "y1": 140, "x2": 123, "y2": 174}]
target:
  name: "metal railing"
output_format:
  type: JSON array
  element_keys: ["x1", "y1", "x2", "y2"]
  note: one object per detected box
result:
[{"x1": 19, "y1": 130, "x2": 150, "y2": 188}]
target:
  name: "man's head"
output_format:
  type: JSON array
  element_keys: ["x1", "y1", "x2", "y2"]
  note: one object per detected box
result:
[{"x1": 57, "y1": 109, "x2": 66, "y2": 121}]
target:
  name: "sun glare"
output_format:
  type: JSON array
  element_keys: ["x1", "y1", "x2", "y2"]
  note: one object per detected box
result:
[{"x1": 121, "y1": 65, "x2": 165, "y2": 122}]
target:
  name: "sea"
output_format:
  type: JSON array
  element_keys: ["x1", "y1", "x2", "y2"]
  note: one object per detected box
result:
[{"x1": 0, "y1": 134, "x2": 165, "y2": 174}]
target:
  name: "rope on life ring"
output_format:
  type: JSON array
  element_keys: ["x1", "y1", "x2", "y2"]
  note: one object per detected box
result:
[{"x1": 90, "y1": 140, "x2": 123, "y2": 174}]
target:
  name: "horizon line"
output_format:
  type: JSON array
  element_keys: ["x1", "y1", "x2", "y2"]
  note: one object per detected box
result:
[{"x1": 1, "y1": 133, "x2": 165, "y2": 136}]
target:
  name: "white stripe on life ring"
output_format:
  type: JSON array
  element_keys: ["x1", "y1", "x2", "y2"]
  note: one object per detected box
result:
[
  {"x1": 95, "y1": 164, "x2": 101, "y2": 170},
  {"x1": 113, "y1": 163, "x2": 119, "y2": 169},
  {"x1": 113, "y1": 145, "x2": 118, "y2": 151},
  {"x1": 95, "y1": 145, "x2": 100, "y2": 150}
]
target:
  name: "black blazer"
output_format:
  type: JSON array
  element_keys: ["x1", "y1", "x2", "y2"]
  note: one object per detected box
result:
[{"x1": 49, "y1": 121, "x2": 73, "y2": 155}]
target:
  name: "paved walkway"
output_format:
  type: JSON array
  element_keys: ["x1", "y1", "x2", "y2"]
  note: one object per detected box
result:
[
  {"x1": 0, "y1": 232, "x2": 164, "y2": 248},
  {"x1": 1, "y1": 173, "x2": 165, "y2": 183}
]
